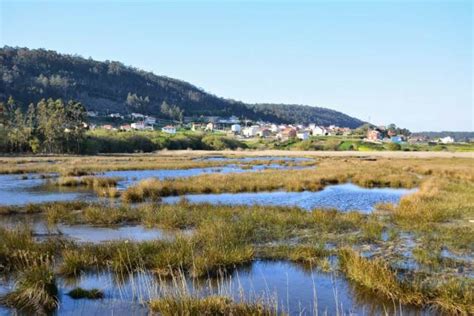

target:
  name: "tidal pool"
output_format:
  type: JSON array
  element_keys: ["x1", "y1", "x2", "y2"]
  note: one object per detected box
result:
[
  {"x1": 163, "y1": 183, "x2": 417, "y2": 213},
  {"x1": 0, "y1": 261, "x2": 429, "y2": 315}
]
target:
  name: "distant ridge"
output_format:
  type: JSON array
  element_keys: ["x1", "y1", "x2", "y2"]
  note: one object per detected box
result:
[
  {"x1": 412, "y1": 131, "x2": 474, "y2": 141},
  {"x1": 0, "y1": 46, "x2": 364, "y2": 128}
]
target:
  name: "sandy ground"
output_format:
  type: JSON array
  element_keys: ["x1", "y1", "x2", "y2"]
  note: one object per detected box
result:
[{"x1": 159, "y1": 150, "x2": 474, "y2": 159}]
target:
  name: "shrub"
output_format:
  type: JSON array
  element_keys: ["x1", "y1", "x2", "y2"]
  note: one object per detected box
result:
[{"x1": 385, "y1": 142, "x2": 402, "y2": 151}]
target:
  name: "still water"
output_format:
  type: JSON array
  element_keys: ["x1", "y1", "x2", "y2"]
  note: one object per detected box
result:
[
  {"x1": 163, "y1": 183, "x2": 416, "y2": 213},
  {"x1": 0, "y1": 164, "x2": 310, "y2": 206},
  {"x1": 0, "y1": 260, "x2": 430, "y2": 315}
]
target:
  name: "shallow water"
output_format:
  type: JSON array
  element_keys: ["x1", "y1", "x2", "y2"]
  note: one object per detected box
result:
[
  {"x1": 0, "y1": 164, "x2": 310, "y2": 206},
  {"x1": 0, "y1": 174, "x2": 87, "y2": 206},
  {"x1": 163, "y1": 183, "x2": 417, "y2": 213},
  {"x1": 0, "y1": 261, "x2": 430, "y2": 315},
  {"x1": 0, "y1": 215, "x2": 181, "y2": 243}
]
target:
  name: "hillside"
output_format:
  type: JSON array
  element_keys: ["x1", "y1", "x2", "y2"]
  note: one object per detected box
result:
[{"x1": 0, "y1": 47, "x2": 364, "y2": 127}]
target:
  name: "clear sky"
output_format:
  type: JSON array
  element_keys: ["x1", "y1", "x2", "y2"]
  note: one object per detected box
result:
[{"x1": 1, "y1": 0, "x2": 472, "y2": 131}]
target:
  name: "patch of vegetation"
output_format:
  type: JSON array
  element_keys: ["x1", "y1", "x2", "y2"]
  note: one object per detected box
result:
[
  {"x1": 149, "y1": 295, "x2": 277, "y2": 315},
  {"x1": 121, "y1": 158, "x2": 419, "y2": 199},
  {"x1": 68, "y1": 287, "x2": 104, "y2": 299},
  {"x1": 0, "y1": 264, "x2": 59, "y2": 314}
]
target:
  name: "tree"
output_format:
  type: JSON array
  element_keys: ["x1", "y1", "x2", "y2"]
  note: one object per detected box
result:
[
  {"x1": 8, "y1": 108, "x2": 30, "y2": 152},
  {"x1": 64, "y1": 101, "x2": 86, "y2": 153},
  {"x1": 160, "y1": 101, "x2": 184, "y2": 122},
  {"x1": 126, "y1": 93, "x2": 149, "y2": 113}
]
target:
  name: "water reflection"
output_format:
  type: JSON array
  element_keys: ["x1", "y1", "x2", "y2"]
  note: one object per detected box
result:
[
  {"x1": 1, "y1": 261, "x2": 430, "y2": 315},
  {"x1": 163, "y1": 183, "x2": 417, "y2": 213},
  {"x1": 0, "y1": 164, "x2": 311, "y2": 206}
]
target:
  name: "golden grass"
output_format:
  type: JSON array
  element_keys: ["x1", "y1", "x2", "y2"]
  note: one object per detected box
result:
[
  {"x1": 149, "y1": 295, "x2": 278, "y2": 315},
  {"x1": 338, "y1": 249, "x2": 474, "y2": 314},
  {"x1": 339, "y1": 248, "x2": 423, "y2": 305},
  {"x1": 122, "y1": 157, "x2": 425, "y2": 200},
  {"x1": 0, "y1": 263, "x2": 59, "y2": 314},
  {"x1": 0, "y1": 153, "x2": 315, "y2": 175}
]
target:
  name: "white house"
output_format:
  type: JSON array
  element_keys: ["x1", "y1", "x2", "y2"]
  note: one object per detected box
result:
[
  {"x1": 131, "y1": 122, "x2": 146, "y2": 130},
  {"x1": 242, "y1": 126, "x2": 259, "y2": 137},
  {"x1": 312, "y1": 126, "x2": 328, "y2": 136},
  {"x1": 297, "y1": 131, "x2": 310, "y2": 140},
  {"x1": 439, "y1": 136, "x2": 455, "y2": 144},
  {"x1": 162, "y1": 125, "x2": 177, "y2": 134},
  {"x1": 131, "y1": 113, "x2": 145, "y2": 119},
  {"x1": 109, "y1": 113, "x2": 124, "y2": 119},
  {"x1": 231, "y1": 124, "x2": 241, "y2": 134},
  {"x1": 205, "y1": 122, "x2": 214, "y2": 131},
  {"x1": 270, "y1": 124, "x2": 279, "y2": 133},
  {"x1": 86, "y1": 111, "x2": 98, "y2": 117}
]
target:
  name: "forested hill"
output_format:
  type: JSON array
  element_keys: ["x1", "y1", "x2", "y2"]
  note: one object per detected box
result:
[{"x1": 0, "y1": 47, "x2": 364, "y2": 127}]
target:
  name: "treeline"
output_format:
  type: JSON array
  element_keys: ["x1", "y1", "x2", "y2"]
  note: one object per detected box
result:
[
  {"x1": 84, "y1": 131, "x2": 247, "y2": 154},
  {"x1": 0, "y1": 96, "x2": 247, "y2": 154},
  {"x1": 0, "y1": 97, "x2": 87, "y2": 153}
]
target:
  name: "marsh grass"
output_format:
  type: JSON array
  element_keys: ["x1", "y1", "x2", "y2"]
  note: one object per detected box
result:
[
  {"x1": 0, "y1": 154, "x2": 314, "y2": 175},
  {"x1": 1, "y1": 156, "x2": 473, "y2": 313},
  {"x1": 54, "y1": 176, "x2": 121, "y2": 188},
  {"x1": 0, "y1": 201, "x2": 88, "y2": 216},
  {"x1": 121, "y1": 178, "x2": 162, "y2": 203},
  {"x1": 95, "y1": 186, "x2": 121, "y2": 198},
  {"x1": 121, "y1": 158, "x2": 421, "y2": 200},
  {"x1": 338, "y1": 248, "x2": 474, "y2": 314},
  {"x1": 0, "y1": 226, "x2": 67, "y2": 273},
  {"x1": 149, "y1": 295, "x2": 278, "y2": 315},
  {"x1": 339, "y1": 249, "x2": 423, "y2": 305},
  {"x1": 0, "y1": 263, "x2": 59, "y2": 314},
  {"x1": 258, "y1": 244, "x2": 331, "y2": 272}
]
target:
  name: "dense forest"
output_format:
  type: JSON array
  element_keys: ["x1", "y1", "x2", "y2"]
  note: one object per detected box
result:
[{"x1": 0, "y1": 46, "x2": 364, "y2": 127}]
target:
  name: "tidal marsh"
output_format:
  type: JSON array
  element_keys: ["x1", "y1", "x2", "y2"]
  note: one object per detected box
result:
[{"x1": 0, "y1": 154, "x2": 472, "y2": 314}]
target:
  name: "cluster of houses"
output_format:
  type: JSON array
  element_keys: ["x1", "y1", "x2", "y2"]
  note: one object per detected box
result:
[
  {"x1": 365, "y1": 127, "x2": 408, "y2": 144},
  {"x1": 188, "y1": 116, "x2": 352, "y2": 141},
  {"x1": 88, "y1": 112, "x2": 160, "y2": 132},
  {"x1": 87, "y1": 112, "x2": 462, "y2": 145},
  {"x1": 238, "y1": 123, "x2": 351, "y2": 141},
  {"x1": 365, "y1": 127, "x2": 457, "y2": 144}
]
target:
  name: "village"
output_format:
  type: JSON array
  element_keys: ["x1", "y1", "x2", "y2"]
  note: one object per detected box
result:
[{"x1": 86, "y1": 111, "x2": 459, "y2": 145}]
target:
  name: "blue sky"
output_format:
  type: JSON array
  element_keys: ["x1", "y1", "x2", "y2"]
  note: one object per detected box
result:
[{"x1": 1, "y1": 0, "x2": 472, "y2": 131}]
